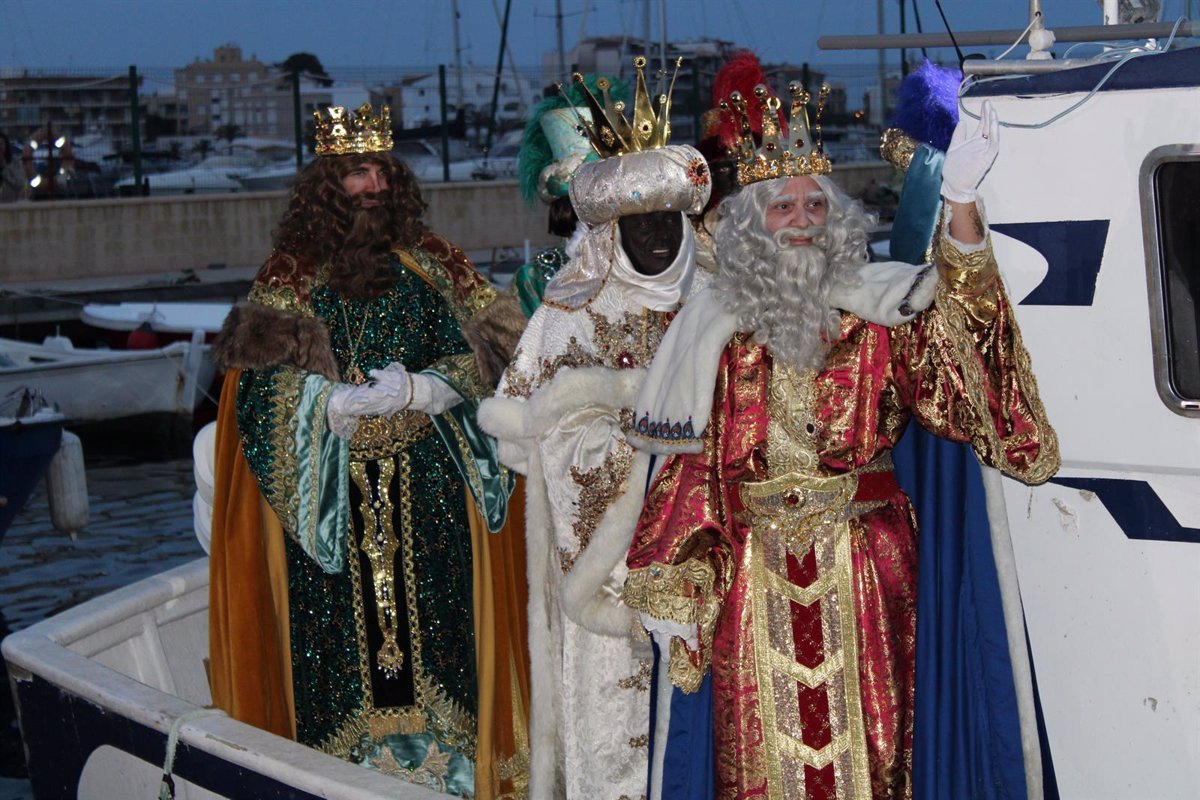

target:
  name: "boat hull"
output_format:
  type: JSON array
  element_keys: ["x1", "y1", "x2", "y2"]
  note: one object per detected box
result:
[
  {"x1": 0, "y1": 339, "x2": 214, "y2": 425},
  {"x1": 0, "y1": 418, "x2": 63, "y2": 542},
  {"x1": 2, "y1": 559, "x2": 444, "y2": 800}
]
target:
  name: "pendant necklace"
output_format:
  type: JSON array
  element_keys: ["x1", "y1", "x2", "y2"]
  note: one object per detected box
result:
[{"x1": 339, "y1": 300, "x2": 371, "y2": 385}]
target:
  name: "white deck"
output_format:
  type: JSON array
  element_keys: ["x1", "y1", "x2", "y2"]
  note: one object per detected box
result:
[{"x1": 2, "y1": 558, "x2": 444, "y2": 799}]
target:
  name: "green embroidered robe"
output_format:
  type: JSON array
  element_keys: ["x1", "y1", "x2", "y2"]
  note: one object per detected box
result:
[{"x1": 233, "y1": 233, "x2": 510, "y2": 796}]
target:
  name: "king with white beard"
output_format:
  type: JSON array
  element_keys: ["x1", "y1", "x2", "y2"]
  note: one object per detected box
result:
[{"x1": 624, "y1": 90, "x2": 1060, "y2": 799}]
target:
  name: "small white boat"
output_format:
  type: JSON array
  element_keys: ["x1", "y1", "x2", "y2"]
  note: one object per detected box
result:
[
  {"x1": 1, "y1": 558, "x2": 442, "y2": 799},
  {"x1": 237, "y1": 160, "x2": 307, "y2": 192},
  {"x1": 0, "y1": 333, "x2": 214, "y2": 426},
  {"x1": 80, "y1": 302, "x2": 232, "y2": 336}
]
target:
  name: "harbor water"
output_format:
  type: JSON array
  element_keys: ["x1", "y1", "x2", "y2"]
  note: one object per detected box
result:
[{"x1": 0, "y1": 455, "x2": 202, "y2": 797}]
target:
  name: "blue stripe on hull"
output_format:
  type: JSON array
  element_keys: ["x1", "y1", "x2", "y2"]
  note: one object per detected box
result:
[
  {"x1": 13, "y1": 671, "x2": 327, "y2": 800},
  {"x1": 1051, "y1": 477, "x2": 1200, "y2": 544}
]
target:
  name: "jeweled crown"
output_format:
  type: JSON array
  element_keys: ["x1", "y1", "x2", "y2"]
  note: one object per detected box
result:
[
  {"x1": 724, "y1": 82, "x2": 831, "y2": 185},
  {"x1": 313, "y1": 103, "x2": 393, "y2": 157},
  {"x1": 567, "y1": 56, "x2": 682, "y2": 157}
]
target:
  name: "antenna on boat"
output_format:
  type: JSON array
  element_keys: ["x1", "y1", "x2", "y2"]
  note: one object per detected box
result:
[{"x1": 932, "y1": 0, "x2": 969, "y2": 70}]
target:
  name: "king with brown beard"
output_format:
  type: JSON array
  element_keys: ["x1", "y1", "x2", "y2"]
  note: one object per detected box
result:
[{"x1": 208, "y1": 103, "x2": 529, "y2": 798}]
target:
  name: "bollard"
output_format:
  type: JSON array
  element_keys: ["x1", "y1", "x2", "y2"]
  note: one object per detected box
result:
[
  {"x1": 47, "y1": 430, "x2": 89, "y2": 537},
  {"x1": 192, "y1": 422, "x2": 217, "y2": 554}
]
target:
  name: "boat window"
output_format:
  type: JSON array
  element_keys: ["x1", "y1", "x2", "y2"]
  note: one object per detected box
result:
[{"x1": 1146, "y1": 151, "x2": 1200, "y2": 414}]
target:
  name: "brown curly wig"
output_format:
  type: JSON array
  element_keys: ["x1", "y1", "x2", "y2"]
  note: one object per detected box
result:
[{"x1": 272, "y1": 153, "x2": 428, "y2": 299}]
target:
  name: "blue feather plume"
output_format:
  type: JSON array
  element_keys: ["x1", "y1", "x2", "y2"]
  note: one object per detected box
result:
[{"x1": 888, "y1": 60, "x2": 963, "y2": 152}]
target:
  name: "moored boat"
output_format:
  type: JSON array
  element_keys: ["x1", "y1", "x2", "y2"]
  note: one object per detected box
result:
[
  {"x1": 80, "y1": 302, "x2": 232, "y2": 338},
  {"x1": 0, "y1": 334, "x2": 214, "y2": 428},
  {"x1": 0, "y1": 388, "x2": 65, "y2": 543}
]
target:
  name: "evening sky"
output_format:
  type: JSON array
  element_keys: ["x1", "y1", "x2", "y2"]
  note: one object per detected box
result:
[{"x1": 0, "y1": 0, "x2": 1165, "y2": 75}]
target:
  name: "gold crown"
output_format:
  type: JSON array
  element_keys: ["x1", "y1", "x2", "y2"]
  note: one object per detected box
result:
[
  {"x1": 565, "y1": 56, "x2": 682, "y2": 158},
  {"x1": 313, "y1": 103, "x2": 393, "y2": 156},
  {"x1": 724, "y1": 82, "x2": 831, "y2": 185}
]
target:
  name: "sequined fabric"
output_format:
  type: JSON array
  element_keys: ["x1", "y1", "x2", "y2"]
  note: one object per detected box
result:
[{"x1": 626, "y1": 243, "x2": 1058, "y2": 799}]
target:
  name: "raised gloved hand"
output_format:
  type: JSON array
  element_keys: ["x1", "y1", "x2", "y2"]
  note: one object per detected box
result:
[{"x1": 941, "y1": 100, "x2": 1001, "y2": 205}]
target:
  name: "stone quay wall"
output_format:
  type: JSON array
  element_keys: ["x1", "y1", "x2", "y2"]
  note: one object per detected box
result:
[{"x1": 0, "y1": 163, "x2": 892, "y2": 284}]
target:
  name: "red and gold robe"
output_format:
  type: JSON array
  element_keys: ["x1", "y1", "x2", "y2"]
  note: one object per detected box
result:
[{"x1": 624, "y1": 235, "x2": 1059, "y2": 800}]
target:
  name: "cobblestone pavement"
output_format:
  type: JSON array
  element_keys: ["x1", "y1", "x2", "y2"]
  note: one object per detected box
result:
[{"x1": 0, "y1": 456, "x2": 203, "y2": 789}]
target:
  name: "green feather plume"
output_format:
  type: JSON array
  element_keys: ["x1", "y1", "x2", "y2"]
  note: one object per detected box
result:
[{"x1": 517, "y1": 74, "x2": 628, "y2": 205}]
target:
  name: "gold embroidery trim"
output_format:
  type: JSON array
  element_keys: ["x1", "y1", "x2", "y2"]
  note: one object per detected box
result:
[
  {"x1": 248, "y1": 282, "x2": 315, "y2": 317},
  {"x1": 879, "y1": 128, "x2": 918, "y2": 172},
  {"x1": 350, "y1": 411, "x2": 434, "y2": 462},
  {"x1": 354, "y1": 458, "x2": 406, "y2": 678},
  {"x1": 936, "y1": 235, "x2": 1000, "y2": 326},
  {"x1": 562, "y1": 441, "x2": 634, "y2": 572},
  {"x1": 624, "y1": 559, "x2": 719, "y2": 693},
  {"x1": 429, "y1": 353, "x2": 487, "y2": 401},
  {"x1": 407, "y1": 246, "x2": 475, "y2": 329},
  {"x1": 317, "y1": 706, "x2": 425, "y2": 760},
  {"x1": 266, "y1": 367, "x2": 304, "y2": 536},
  {"x1": 747, "y1": 530, "x2": 788, "y2": 799},
  {"x1": 623, "y1": 559, "x2": 717, "y2": 627},
  {"x1": 835, "y1": 521, "x2": 873, "y2": 796},
  {"x1": 464, "y1": 282, "x2": 499, "y2": 317}
]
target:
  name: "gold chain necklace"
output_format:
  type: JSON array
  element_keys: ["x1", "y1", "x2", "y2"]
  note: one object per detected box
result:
[{"x1": 339, "y1": 300, "x2": 371, "y2": 385}]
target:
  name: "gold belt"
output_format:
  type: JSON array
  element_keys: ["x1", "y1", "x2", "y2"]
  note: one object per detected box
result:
[
  {"x1": 350, "y1": 410, "x2": 434, "y2": 462},
  {"x1": 739, "y1": 454, "x2": 896, "y2": 553}
]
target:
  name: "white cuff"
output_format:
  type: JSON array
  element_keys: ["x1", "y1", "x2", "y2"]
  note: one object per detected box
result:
[
  {"x1": 942, "y1": 199, "x2": 989, "y2": 254},
  {"x1": 640, "y1": 613, "x2": 699, "y2": 651},
  {"x1": 410, "y1": 373, "x2": 464, "y2": 415}
]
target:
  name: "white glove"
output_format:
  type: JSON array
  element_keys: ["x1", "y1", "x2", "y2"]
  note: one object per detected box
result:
[
  {"x1": 326, "y1": 373, "x2": 412, "y2": 440},
  {"x1": 941, "y1": 100, "x2": 1000, "y2": 205},
  {"x1": 369, "y1": 363, "x2": 462, "y2": 416}
]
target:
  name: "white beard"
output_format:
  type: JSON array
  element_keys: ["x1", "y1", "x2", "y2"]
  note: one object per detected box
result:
[{"x1": 726, "y1": 231, "x2": 844, "y2": 372}]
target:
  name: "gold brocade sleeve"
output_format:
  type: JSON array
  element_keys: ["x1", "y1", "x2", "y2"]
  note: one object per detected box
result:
[
  {"x1": 624, "y1": 337, "x2": 766, "y2": 691},
  {"x1": 896, "y1": 232, "x2": 1060, "y2": 485}
]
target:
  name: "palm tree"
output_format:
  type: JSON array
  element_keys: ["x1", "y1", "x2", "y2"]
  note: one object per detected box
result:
[
  {"x1": 214, "y1": 124, "x2": 244, "y2": 155},
  {"x1": 277, "y1": 53, "x2": 333, "y2": 88},
  {"x1": 192, "y1": 138, "x2": 213, "y2": 160}
]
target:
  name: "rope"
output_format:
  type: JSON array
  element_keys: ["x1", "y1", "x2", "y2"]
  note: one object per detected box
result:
[
  {"x1": 959, "y1": 16, "x2": 1189, "y2": 130},
  {"x1": 158, "y1": 707, "x2": 226, "y2": 800}
]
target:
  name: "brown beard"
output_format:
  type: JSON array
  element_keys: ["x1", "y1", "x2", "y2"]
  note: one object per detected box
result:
[
  {"x1": 326, "y1": 195, "x2": 401, "y2": 299},
  {"x1": 271, "y1": 155, "x2": 429, "y2": 300}
]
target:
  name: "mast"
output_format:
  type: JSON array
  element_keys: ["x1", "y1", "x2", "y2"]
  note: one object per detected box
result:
[
  {"x1": 876, "y1": 0, "x2": 886, "y2": 125},
  {"x1": 644, "y1": 0, "x2": 652, "y2": 64},
  {"x1": 556, "y1": 0, "x2": 566, "y2": 78},
  {"x1": 451, "y1": 0, "x2": 466, "y2": 121},
  {"x1": 658, "y1": 0, "x2": 668, "y2": 73}
]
